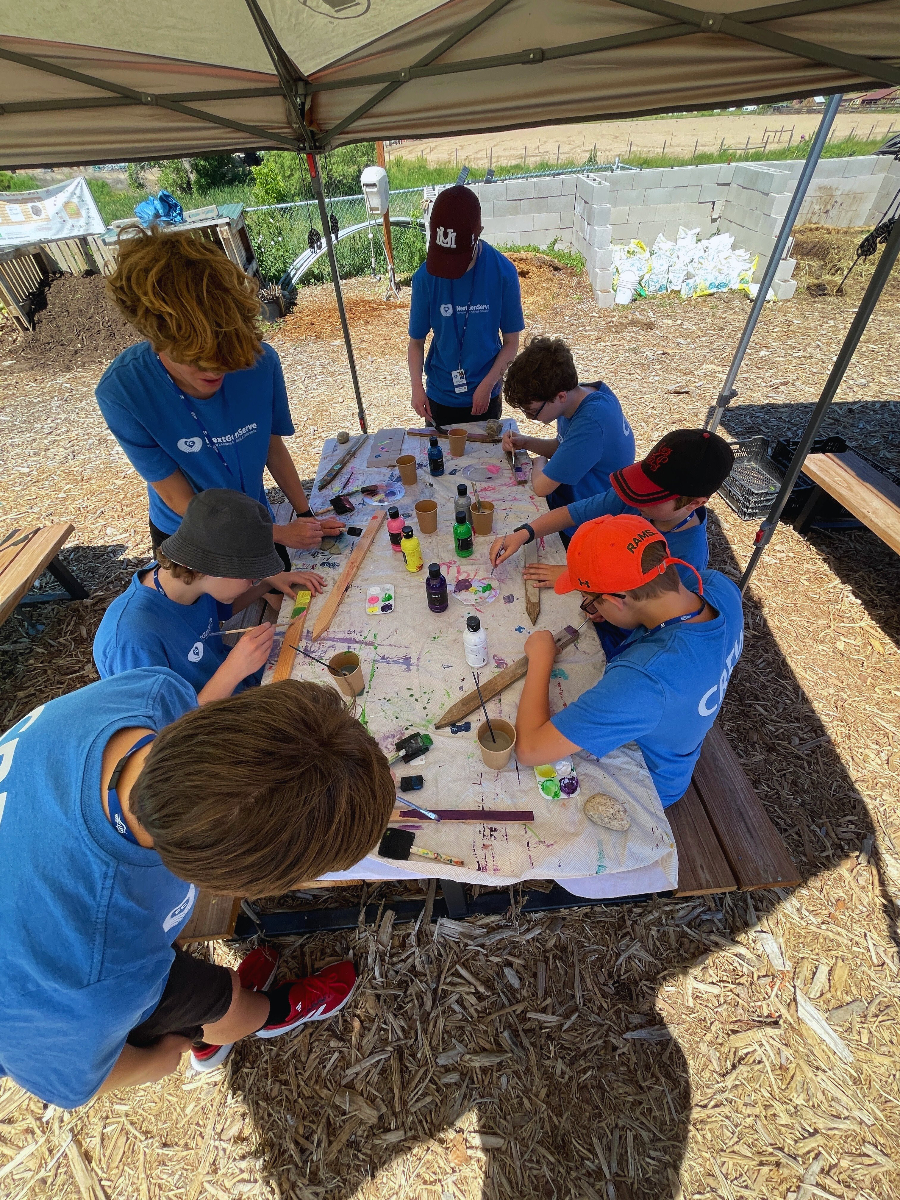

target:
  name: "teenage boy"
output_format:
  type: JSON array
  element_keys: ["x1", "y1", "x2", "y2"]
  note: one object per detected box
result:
[
  {"x1": 94, "y1": 490, "x2": 324, "y2": 701},
  {"x1": 97, "y1": 225, "x2": 343, "y2": 559},
  {"x1": 0, "y1": 671, "x2": 395, "y2": 1107},
  {"x1": 515, "y1": 514, "x2": 744, "y2": 809},
  {"x1": 408, "y1": 185, "x2": 524, "y2": 426},
  {"x1": 501, "y1": 336, "x2": 635, "y2": 530}
]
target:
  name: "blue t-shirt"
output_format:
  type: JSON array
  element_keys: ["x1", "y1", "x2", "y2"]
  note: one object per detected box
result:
[
  {"x1": 0, "y1": 669, "x2": 198, "y2": 1107},
  {"x1": 93, "y1": 568, "x2": 260, "y2": 695},
  {"x1": 96, "y1": 341, "x2": 295, "y2": 534},
  {"x1": 543, "y1": 383, "x2": 635, "y2": 532},
  {"x1": 409, "y1": 242, "x2": 524, "y2": 409},
  {"x1": 552, "y1": 570, "x2": 744, "y2": 807},
  {"x1": 567, "y1": 489, "x2": 710, "y2": 588}
]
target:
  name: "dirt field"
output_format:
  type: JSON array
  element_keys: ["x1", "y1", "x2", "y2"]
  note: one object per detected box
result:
[
  {"x1": 390, "y1": 112, "x2": 899, "y2": 168},
  {"x1": 0, "y1": 245, "x2": 899, "y2": 1200}
]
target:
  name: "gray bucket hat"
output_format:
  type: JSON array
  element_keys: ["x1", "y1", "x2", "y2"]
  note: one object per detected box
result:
[{"x1": 159, "y1": 489, "x2": 285, "y2": 579}]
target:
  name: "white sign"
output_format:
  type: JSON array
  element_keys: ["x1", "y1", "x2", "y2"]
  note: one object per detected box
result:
[{"x1": 0, "y1": 176, "x2": 106, "y2": 247}]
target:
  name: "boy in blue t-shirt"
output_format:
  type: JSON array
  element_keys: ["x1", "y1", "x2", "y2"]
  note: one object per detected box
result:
[
  {"x1": 501, "y1": 336, "x2": 635, "y2": 530},
  {"x1": 515, "y1": 514, "x2": 744, "y2": 808},
  {"x1": 0, "y1": 669, "x2": 395, "y2": 1107},
  {"x1": 409, "y1": 185, "x2": 525, "y2": 427},
  {"x1": 94, "y1": 490, "x2": 324, "y2": 701}
]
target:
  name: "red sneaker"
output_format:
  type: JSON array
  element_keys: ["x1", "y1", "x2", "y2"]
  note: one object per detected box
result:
[
  {"x1": 190, "y1": 946, "x2": 280, "y2": 1073},
  {"x1": 255, "y1": 960, "x2": 357, "y2": 1039}
]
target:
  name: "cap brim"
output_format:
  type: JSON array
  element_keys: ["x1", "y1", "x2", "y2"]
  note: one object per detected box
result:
[
  {"x1": 158, "y1": 532, "x2": 285, "y2": 581},
  {"x1": 425, "y1": 242, "x2": 471, "y2": 280},
  {"x1": 610, "y1": 462, "x2": 677, "y2": 507},
  {"x1": 553, "y1": 567, "x2": 578, "y2": 595}
]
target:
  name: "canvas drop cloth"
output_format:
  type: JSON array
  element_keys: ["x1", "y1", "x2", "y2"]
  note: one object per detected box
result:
[{"x1": 263, "y1": 424, "x2": 678, "y2": 899}]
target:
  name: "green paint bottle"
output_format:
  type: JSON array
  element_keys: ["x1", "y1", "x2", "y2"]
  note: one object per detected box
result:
[{"x1": 453, "y1": 509, "x2": 474, "y2": 558}]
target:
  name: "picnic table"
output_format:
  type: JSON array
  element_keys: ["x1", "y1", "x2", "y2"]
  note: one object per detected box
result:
[{"x1": 0, "y1": 523, "x2": 88, "y2": 628}]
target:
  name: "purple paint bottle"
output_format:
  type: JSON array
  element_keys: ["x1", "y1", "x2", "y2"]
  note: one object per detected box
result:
[
  {"x1": 387, "y1": 505, "x2": 404, "y2": 552},
  {"x1": 426, "y1": 562, "x2": 448, "y2": 613}
]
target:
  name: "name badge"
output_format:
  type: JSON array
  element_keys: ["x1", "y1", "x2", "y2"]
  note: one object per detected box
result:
[{"x1": 451, "y1": 368, "x2": 467, "y2": 393}]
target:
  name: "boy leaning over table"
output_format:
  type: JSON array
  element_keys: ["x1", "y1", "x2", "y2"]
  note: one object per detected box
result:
[
  {"x1": 514, "y1": 514, "x2": 745, "y2": 811},
  {"x1": 0, "y1": 672, "x2": 395, "y2": 1105}
]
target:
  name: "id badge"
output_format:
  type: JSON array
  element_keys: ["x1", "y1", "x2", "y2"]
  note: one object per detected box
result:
[{"x1": 451, "y1": 367, "x2": 467, "y2": 393}]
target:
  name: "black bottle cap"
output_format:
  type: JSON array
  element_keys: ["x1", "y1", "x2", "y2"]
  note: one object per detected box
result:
[
  {"x1": 429, "y1": 436, "x2": 439, "y2": 446},
  {"x1": 455, "y1": 509, "x2": 467, "y2": 524},
  {"x1": 402, "y1": 526, "x2": 414, "y2": 537},
  {"x1": 466, "y1": 615, "x2": 481, "y2": 632},
  {"x1": 428, "y1": 562, "x2": 441, "y2": 577},
  {"x1": 388, "y1": 506, "x2": 399, "y2": 519},
  {"x1": 457, "y1": 483, "x2": 467, "y2": 495}
]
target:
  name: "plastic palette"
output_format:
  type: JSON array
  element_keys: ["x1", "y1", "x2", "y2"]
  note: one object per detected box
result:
[{"x1": 366, "y1": 585, "x2": 395, "y2": 615}]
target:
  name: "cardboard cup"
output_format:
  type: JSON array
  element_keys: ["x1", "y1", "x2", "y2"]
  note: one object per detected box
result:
[
  {"x1": 448, "y1": 428, "x2": 468, "y2": 457},
  {"x1": 328, "y1": 651, "x2": 365, "y2": 698},
  {"x1": 415, "y1": 499, "x2": 438, "y2": 534},
  {"x1": 470, "y1": 501, "x2": 494, "y2": 535},
  {"x1": 397, "y1": 455, "x2": 418, "y2": 486},
  {"x1": 477, "y1": 718, "x2": 516, "y2": 769}
]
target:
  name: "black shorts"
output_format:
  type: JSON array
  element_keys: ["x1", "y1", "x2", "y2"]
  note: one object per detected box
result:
[
  {"x1": 427, "y1": 393, "x2": 502, "y2": 430},
  {"x1": 127, "y1": 948, "x2": 233, "y2": 1048},
  {"x1": 149, "y1": 518, "x2": 291, "y2": 572}
]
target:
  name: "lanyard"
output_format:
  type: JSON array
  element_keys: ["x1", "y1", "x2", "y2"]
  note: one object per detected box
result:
[
  {"x1": 158, "y1": 357, "x2": 246, "y2": 492},
  {"x1": 107, "y1": 733, "x2": 157, "y2": 845},
  {"x1": 653, "y1": 509, "x2": 700, "y2": 536},
  {"x1": 646, "y1": 598, "x2": 706, "y2": 635},
  {"x1": 152, "y1": 566, "x2": 166, "y2": 595},
  {"x1": 451, "y1": 244, "x2": 482, "y2": 369}
]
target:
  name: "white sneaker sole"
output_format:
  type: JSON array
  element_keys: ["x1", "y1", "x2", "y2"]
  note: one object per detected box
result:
[
  {"x1": 190, "y1": 951, "x2": 280, "y2": 1070},
  {"x1": 255, "y1": 977, "x2": 358, "y2": 1039}
]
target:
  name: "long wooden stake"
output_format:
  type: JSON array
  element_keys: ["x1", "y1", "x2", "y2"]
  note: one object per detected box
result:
[
  {"x1": 316, "y1": 434, "x2": 368, "y2": 491},
  {"x1": 271, "y1": 590, "x2": 313, "y2": 682},
  {"x1": 523, "y1": 541, "x2": 541, "y2": 626},
  {"x1": 311, "y1": 511, "x2": 386, "y2": 641},
  {"x1": 434, "y1": 624, "x2": 581, "y2": 729}
]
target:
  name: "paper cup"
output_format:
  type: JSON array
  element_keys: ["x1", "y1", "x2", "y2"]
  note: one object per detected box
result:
[
  {"x1": 477, "y1": 718, "x2": 516, "y2": 769},
  {"x1": 328, "y1": 651, "x2": 365, "y2": 698},
  {"x1": 448, "y1": 428, "x2": 467, "y2": 457},
  {"x1": 470, "y1": 501, "x2": 494, "y2": 535},
  {"x1": 397, "y1": 455, "x2": 418, "y2": 486},
  {"x1": 415, "y1": 499, "x2": 438, "y2": 534}
]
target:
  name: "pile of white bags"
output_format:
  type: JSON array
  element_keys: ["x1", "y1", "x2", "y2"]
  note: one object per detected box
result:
[{"x1": 611, "y1": 227, "x2": 757, "y2": 304}]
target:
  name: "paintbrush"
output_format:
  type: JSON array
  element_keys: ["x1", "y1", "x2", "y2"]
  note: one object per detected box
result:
[
  {"x1": 289, "y1": 643, "x2": 329, "y2": 666},
  {"x1": 208, "y1": 624, "x2": 272, "y2": 637},
  {"x1": 472, "y1": 671, "x2": 497, "y2": 743},
  {"x1": 471, "y1": 480, "x2": 483, "y2": 515},
  {"x1": 393, "y1": 795, "x2": 439, "y2": 821}
]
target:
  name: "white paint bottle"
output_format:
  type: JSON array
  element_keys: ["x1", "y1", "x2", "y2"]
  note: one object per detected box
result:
[{"x1": 463, "y1": 615, "x2": 488, "y2": 668}]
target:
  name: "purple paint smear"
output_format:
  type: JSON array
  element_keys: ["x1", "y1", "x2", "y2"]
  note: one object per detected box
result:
[
  {"x1": 453, "y1": 578, "x2": 472, "y2": 593},
  {"x1": 493, "y1": 655, "x2": 508, "y2": 669},
  {"x1": 503, "y1": 594, "x2": 515, "y2": 604}
]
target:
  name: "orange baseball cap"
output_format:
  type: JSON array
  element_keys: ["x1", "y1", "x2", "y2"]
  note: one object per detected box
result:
[{"x1": 554, "y1": 514, "x2": 701, "y2": 595}]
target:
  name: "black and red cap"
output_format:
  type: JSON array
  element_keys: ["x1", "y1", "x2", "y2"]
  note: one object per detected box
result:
[
  {"x1": 610, "y1": 429, "x2": 734, "y2": 507},
  {"x1": 426, "y1": 186, "x2": 482, "y2": 280}
]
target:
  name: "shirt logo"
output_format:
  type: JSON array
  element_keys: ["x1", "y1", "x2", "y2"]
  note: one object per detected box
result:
[
  {"x1": 440, "y1": 302, "x2": 453, "y2": 317},
  {"x1": 697, "y1": 631, "x2": 744, "y2": 717},
  {"x1": 177, "y1": 437, "x2": 203, "y2": 454},
  {"x1": 435, "y1": 226, "x2": 456, "y2": 249},
  {"x1": 188, "y1": 641, "x2": 204, "y2": 663},
  {"x1": 163, "y1": 884, "x2": 197, "y2": 933}
]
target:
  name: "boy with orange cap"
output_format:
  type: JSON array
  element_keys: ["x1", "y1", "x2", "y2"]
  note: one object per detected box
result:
[{"x1": 515, "y1": 514, "x2": 744, "y2": 809}]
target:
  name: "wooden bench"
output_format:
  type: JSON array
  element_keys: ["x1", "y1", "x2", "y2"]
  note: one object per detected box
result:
[
  {"x1": 178, "y1": 722, "x2": 798, "y2": 944},
  {"x1": 793, "y1": 450, "x2": 900, "y2": 553},
  {"x1": 0, "y1": 524, "x2": 89, "y2": 628}
]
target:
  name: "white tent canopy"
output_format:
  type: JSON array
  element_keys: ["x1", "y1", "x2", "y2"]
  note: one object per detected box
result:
[{"x1": 0, "y1": 0, "x2": 898, "y2": 167}]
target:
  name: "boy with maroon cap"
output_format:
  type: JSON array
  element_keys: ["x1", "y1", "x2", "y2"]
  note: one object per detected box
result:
[
  {"x1": 408, "y1": 185, "x2": 524, "y2": 426},
  {"x1": 515, "y1": 514, "x2": 744, "y2": 809}
]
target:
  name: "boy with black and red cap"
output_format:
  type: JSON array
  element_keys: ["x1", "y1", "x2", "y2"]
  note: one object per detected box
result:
[
  {"x1": 408, "y1": 185, "x2": 525, "y2": 427},
  {"x1": 515, "y1": 514, "x2": 744, "y2": 809}
]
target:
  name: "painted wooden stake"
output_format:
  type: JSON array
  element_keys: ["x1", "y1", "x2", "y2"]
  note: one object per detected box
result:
[
  {"x1": 311, "y1": 511, "x2": 386, "y2": 641},
  {"x1": 523, "y1": 541, "x2": 541, "y2": 626},
  {"x1": 271, "y1": 590, "x2": 312, "y2": 682}
]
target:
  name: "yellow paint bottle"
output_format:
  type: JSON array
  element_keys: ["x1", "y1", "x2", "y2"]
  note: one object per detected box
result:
[{"x1": 401, "y1": 526, "x2": 423, "y2": 573}]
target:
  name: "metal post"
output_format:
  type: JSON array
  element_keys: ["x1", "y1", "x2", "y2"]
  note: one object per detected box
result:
[
  {"x1": 305, "y1": 152, "x2": 368, "y2": 433},
  {"x1": 739, "y1": 215, "x2": 900, "y2": 592},
  {"x1": 706, "y1": 93, "x2": 843, "y2": 435}
]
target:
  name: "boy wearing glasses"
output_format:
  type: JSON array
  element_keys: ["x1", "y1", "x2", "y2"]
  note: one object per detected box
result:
[
  {"x1": 94, "y1": 490, "x2": 323, "y2": 702},
  {"x1": 501, "y1": 336, "x2": 635, "y2": 533},
  {"x1": 515, "y1": 514, "x2": 744, "y2": 809}
]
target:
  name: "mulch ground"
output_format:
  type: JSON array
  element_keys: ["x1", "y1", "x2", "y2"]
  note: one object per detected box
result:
[{"x1": 0, "y1": 237, "x2": 899, "y2": 1200}]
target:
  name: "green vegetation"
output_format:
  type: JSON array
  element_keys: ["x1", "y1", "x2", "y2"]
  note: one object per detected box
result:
[{"x1": 0, "y1": 171, "x2": 40, "y2": 192}]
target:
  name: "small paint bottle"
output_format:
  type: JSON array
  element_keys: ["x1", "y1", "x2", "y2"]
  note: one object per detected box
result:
[
  {"x1": 426, "y1": 562, "x2": 448, "y2": 613},
  {"x1": 456, "y1": 483, "x2": 471, "y2": 527},
  {"x1": 463, "y1": 615, "x2": 488, "y2": 668},
  {"x1": 453, "y1": 508, "x2": 474, "y2": 558},
  {"x1": 427, "y1": 436, "x2": 445, "y2": 477},
  {"x1": 401, "y1": 526, "x2": 424, "y2": 572},
  {"x1": 387, "y1": 505, "x2": 404, "y2": 552}
]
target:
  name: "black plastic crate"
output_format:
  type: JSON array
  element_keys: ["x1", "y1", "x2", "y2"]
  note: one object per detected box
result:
[{"x1": 718, "y1": 436, "x2": 783, "y2": 521}]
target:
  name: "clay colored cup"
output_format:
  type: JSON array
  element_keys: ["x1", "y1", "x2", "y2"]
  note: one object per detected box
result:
[
  {"x1": 448, "y1": 428, "x2": 468, "y2": 457},
  {"x1": 328, "y1": 651, "x2": 365, "y2": 698},
  {"x1": 397, "y1": 455, "x2": 418, "y2": 486},
  {"x1": 470, "y1": 501, "x2": 494, "y2": 535},
  {"x1": 477, "y1": 718, "x2": 516, "y2": 769},
  {"x1": 415, "y1": 499, "x2": 438, "y2": 534}
]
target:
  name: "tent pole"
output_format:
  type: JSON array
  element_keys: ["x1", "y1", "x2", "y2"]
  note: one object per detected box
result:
[
  {"x1": 305, "y1": 152, "x2": 368, "y2": 433},
  {"x1": 705, "y1": 92, "x2": 842, "y2": 435},
  {"x1": 739, "y1": 214, "x2": 900, "y2": 592}
]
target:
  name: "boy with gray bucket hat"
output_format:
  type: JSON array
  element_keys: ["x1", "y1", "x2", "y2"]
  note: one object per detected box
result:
[{"x1": 94, "y1": 490, "x2": 323, "y2": 700}]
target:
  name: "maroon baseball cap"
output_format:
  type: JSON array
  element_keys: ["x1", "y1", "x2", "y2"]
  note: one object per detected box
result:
[
  {"x1": 610, "y1": 429, "x2": 735, "y2": 507},
  {"x1": 426, "y1": 186, "x2": 482, "y2": 279}
]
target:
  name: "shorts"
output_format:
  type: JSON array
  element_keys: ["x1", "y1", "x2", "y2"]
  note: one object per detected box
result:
[
  {"x1": 149, "y1": 518, "x2": 291, "y2": 572},
  {"x1": 427, "y1": 393, "x2": 502, "y2": 430},
  {"x1": 127, "y1": 947, "x2": 233, "y2": 1048}
]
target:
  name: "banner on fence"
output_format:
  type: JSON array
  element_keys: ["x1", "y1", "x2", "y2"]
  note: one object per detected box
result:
[{"x1": 0, "y1": 176, "x2": 105, "y2": 247}]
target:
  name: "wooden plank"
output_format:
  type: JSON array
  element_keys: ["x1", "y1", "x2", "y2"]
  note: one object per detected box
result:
[
  {"x1": 668, "y1": 783, "x2": 737, "y2": 896},
  {"x1": 366, "y1": 428, "x2": 406, "y2": 467},
  {"x1": 0, "y1": 523, "x2": 75, "y2": 627},
  {"x1": 523, "y1": 541, "x2": 541, "y2": 626},
  {"x1": 0, "y1": 528, "x2": 39, "y2": 584},
  {"x1": 311, "y1": 511, "x2": 386, "y2": 641},
  {"x1": 271, "y1": 590, "x2": 312, "y2": 682},
  {"x1": 316, "y1": 435, "x2": 369, "y2": 492},
  {"x1": 434, "y1": 624, "x2": 582, "y2": 728},
  {"x1": 692, "y1": 724, "x2": 800, "y2": 891},
  {"x1": 406, "y1": 427, "x2": 501, "y2": 445},
  {"x1": 802, "y1": 451, "x2": 900, "y2": 555},
  {"x1": 176, "y1": 893, "x2": 241, "y2": 945}
]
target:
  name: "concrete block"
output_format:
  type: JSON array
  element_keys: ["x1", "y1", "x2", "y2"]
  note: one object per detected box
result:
[
  {"x1": 636, "y1": 204, "x2": 658, "y2": 222},
  {"x1": 590, "y1": 203, "x2": 612, "y2": 225},
  {"x1": 592, "y1": 268, "x2": 614, "y2": 292},
  {"x1": 698, "y1": 183, "x2": 719, "y2": 203},
  {"x1": 812, "y1": 158, "x2": 846, "y2": 180},
  {"x1": 589, "y1": 224, "x2": 612, "y2": 249},
  {"x1": 718, "y1": 164, "x2": 735, "y2": 184},
  {"x1": 515, "y1": 214, "x2": 535, "y2": 233},
  {"x1": 679, "y1": 185, "x2": 702, "y2": 204},
  {"x1": 611, "y1": 223, "x2": 637, "y2": 243},
  {"x1": 490, "y1": 198, "x2": 516, "y2": 219},
  {"x1": 610, "y1": 206, "x2": 630, "y2": 224},
  {"x1": 772, "y1": 277, "x2": 797, "y2": 300},
  {"x1": 775, "y1": 257, "x2": 796, "y2": 281},
  {"x1": 645, "y1": 187, "x2": 673, "y2": 205},
  {"x1": 478, "y1": 182, "x2": 506, "y2": 203},
  {"x1": 593, "y1": 248, "x2": 614, "y2": 269},
  {"x1": 533, "y1": 176, "x2": 564, "y2": 198},
  {"x1": 575, "y1": 175, "x2": 592, "y2": 201},
  {"x1": 529, "y1": 228, "x2": 557, "y2": 248},
  {"x1": 479, "y1": 202, "x2": 494, "y2": 221},
  {"x1": 548, "y1": 194, "x2": 573, "y2": 215},
  {"x1": 595, "y1": 289, "x2": 615, "y2": 308},
  {"x1": 693, "y1": 165, "x2": 720, "y2": 184},
  {"x1": 532, "y1": 210, "x2": 562, "y2": 230},
  {"x1": 521, "y1": 197, "x2": 544, "y2": 215},
  {"x1": 506, "y1": 178, "x2": 534, "y2": 201},
  {"x1": 869, "y1": 155, "x2": 892, "y2": 175},
  {"x1": 573, "y1": 231, "x2": 587, "y2": 255},
  {"x1": 767, "y1": 193, "x2": 790, "y2": 220},
  {"x1": 638, "y1": 168, "x2": 663, "y2": 189}
]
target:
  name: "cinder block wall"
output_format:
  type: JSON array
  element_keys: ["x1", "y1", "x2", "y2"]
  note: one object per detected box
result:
[{"x1": 469, "y1": 175, "x2": 577, "y2": 249}]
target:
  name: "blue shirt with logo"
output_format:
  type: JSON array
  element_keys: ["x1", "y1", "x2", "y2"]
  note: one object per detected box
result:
[
  {"x1": 96, "y1": 341, "x2": 294, "y2": 535},
  {"x1": 551, "y1": 570, "x2": 744, "y2": 806},
  {"x1": 543, "y1": 383, "x2": 635, "y2": 532},
  {"x1": 93, "y1": 568, "x2": 260, "y2": 695},
  {"x1": 0, "y1": 668, "x2": 198, "y2": 1107},
  {"x1": 409, "y1": 242, "x2": 524, "y2": 409}
]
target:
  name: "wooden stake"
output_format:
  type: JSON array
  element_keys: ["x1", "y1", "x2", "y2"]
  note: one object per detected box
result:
[
  {"x1": 271, "y1": 590, "x2": 313, "y2": 682},
  {"x1": 523, "y1": 541, "x2": 541, "y2": 626},
  {"x1": 434, "y1": 624, "x2": 581, "y2": 728},
  {"x1": 311, "y1": 511, "x2": 386, "y2": 641},
  {"x1": 316, "y1": 434, "x2": 368, "y2": 491}
]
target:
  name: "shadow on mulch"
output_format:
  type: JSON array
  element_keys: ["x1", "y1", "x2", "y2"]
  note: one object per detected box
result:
[{"x1": 229, "y1": 510, "x2": 891, "y2": 1200}]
